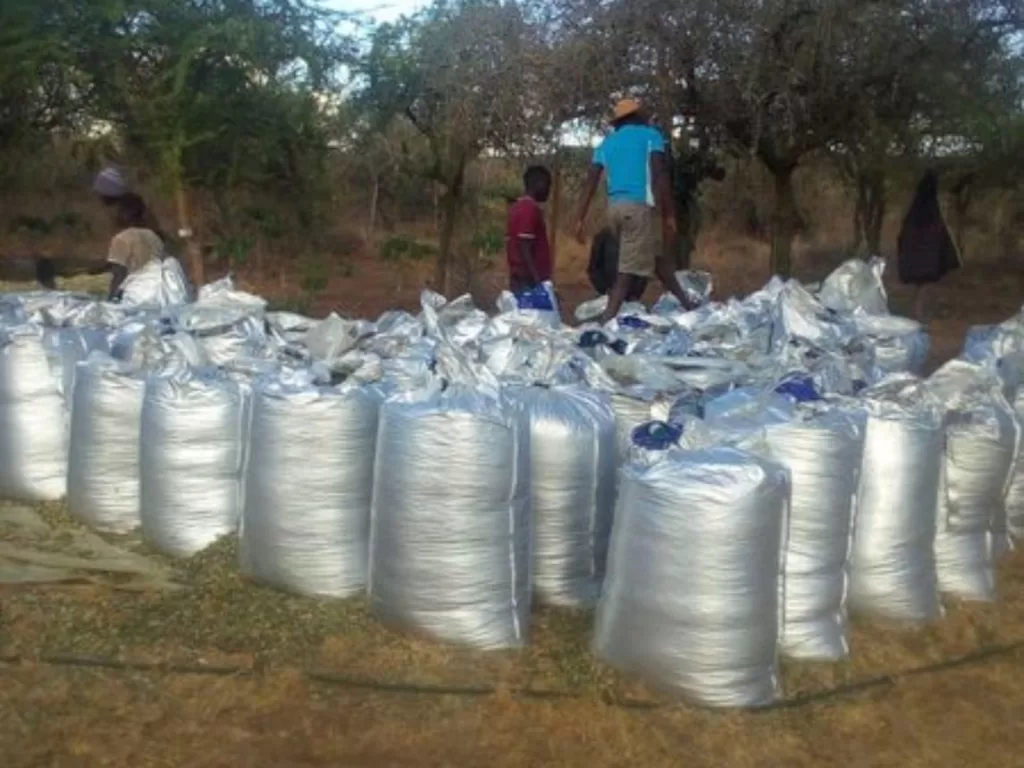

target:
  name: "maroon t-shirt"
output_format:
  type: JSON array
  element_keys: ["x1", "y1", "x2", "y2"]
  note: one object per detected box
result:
[{"x1": 506, "y1": 197, "x2": 552, "y2": 284}]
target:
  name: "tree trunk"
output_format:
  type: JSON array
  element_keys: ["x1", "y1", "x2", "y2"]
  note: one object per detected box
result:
[
  {"x1": 434, "y1": 174, "x2": 466, "y2": 296},
  {"x1": 673, "y1": 196, "x2": 701, "y2": 270},
  {"x1": 770, "y1": 164, "x2": 798, "y2": 277},
  {"x1": 173, "y1": 182, "x2": 204, "y2": 288},
  {"x1": 951, "y1": 180, "x2": 973, "y2": 261},
  {"x1": 852, "y1": 170, "x2": 886, "y2": 256},
  {"x1": 367, "y1": 172, "x2": 380, "y2": 243}
]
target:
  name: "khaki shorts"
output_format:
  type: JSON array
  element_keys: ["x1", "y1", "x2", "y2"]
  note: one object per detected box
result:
[{"x1": 608, "y1": 204, "x2": 658, "y2": 277}]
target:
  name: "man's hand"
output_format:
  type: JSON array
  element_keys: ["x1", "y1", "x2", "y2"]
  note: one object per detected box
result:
[{"x1": 574, "y1": 219, "x2": 587, "y2": 245}]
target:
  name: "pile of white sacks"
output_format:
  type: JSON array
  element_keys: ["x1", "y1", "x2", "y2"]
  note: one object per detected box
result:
[{"x1": 1, "y1": 255, "x2": 1022, "y2": 709}]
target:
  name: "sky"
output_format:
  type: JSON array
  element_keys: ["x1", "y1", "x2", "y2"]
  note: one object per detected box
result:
[{"x1": 327, "y1": 0, "x2": 425, "y2": 24}]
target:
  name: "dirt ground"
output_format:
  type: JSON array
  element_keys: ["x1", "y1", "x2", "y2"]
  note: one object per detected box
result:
[
  {"x1": 2, "y1": 546, "x2": 1023, "y2": 768},
  {"x1": 1, "y1": 238, "x2": 1024, "y2": 767}
]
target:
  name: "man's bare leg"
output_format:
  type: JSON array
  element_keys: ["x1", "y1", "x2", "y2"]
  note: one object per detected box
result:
[
  {"x1": 655, "y1": 254, "x2": 696, "y2": 310},
  {"x1": 599, "y1": 273, "x2": 633, "y2": 324}
]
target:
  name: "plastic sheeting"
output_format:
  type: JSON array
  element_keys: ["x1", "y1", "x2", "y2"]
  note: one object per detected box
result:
[
  {"x1": 849, "y1": 378, "x2": 943, "y2": 622},
  {"x1": 240, "y1": 377, "x2": 380, "y2": 598},
  {"x1": 67, "y1": 355, "x2": 147, "y2": 534},
  {"x1": 594, "y1": 447, "x2": 787, "y2": 708},
  {"x1": 173, "y1": 301, "x2": 272, "y2": 367},
  {"x1": 368, "y1": 385, "x2": 530, "y2": 649},
  {"x1": 818, "y1": 257, "x2": 888, "y2": 315},
  {"x1": 496, "y1": 281, "x2": 562, "y2": 328},
  {"x1": 110, "y1": 318, "x2": 208, "y2": 371},
  {"x1": 574, "y1": 295, "x2": 608, "y2": 323},
  {"x1": 929, "y1": 361, "x2": 1017, "y2": 600},
  {"x1": 853, "y1": 313, "x2": 929, "y2": 377},
  {"x1": 139, "y1": 370, "x2": 248, "y2": 557},
  {"x1": 775, "y1": 281, "x2": 852, "y2": 351},
  {"x1": 266, "y1": 311, "x2": 316, "y2": 345},
  {"x1": 611, "y1": 393, "x2": 663, "y2": 456},
  {"x1": 0, "y1": 327, "x2": 69, "y2": 501},
  {"x1": 49, "y1": 326, "x2": 111, "y2": 407},
  {"x1": 651, "y1": 270, "x2": 714, "y2": 314},
  {"x1": 195, "y1": 276, "x2": 267, "y2": 317},
  {"x1": 514, "y1": 386, "x2": 616, "y2": 607}
]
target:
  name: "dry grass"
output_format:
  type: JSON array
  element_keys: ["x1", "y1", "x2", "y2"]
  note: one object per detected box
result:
[
  {"x1": 2, "y1": 498, "x2": 1024, "y2": 767},
  {"x1": 0, "y1": 650, "x2": 1021, "y2": 768}
]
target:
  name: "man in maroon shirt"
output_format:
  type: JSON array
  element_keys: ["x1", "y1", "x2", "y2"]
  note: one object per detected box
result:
[{"x1": 506, "y1": 165, "x2": 553, "y2": 294}]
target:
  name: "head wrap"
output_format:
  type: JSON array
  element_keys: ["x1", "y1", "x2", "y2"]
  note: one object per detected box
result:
[{"x1": 92, "y1": 166, "x2": 129, "y2": 198}]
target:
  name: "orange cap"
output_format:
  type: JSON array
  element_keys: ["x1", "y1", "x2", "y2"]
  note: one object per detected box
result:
[{"x1": 612, "y1": 98, "x2": 642, "y2": 122}]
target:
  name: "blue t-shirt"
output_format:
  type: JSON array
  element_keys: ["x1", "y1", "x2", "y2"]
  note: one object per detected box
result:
[{"x1": 592, "y1": 125, "x2": 666, "y2": 207}]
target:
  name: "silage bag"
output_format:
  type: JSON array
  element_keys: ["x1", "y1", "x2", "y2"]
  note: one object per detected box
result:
[
  {"x1": 513, "y1": 385, "x2": 616, "y2": 607},
  {"x1": 848, "y1": 377, "x2": 943, "y2": 622},
  {"x1": 929, "y1": 361, "x2": 1017, "y2": 600},
  {"x1": 709, "y1": 384, "x2": 864, "y2": 661},
  {"x1": 368, "y1": 382, "x2": 530, "y2": 650},
  {"x1": 0, "y1": 326, "x2": 72, "y2": 500},
  {"x1": 67, "y1": 354, "x2": 147, "y2": 533},
  {"x1": 594, "y1": 446, "x2": 787, "y2": 708},
  {"x1": 495, "y1": 281, "x2": 561, "y2": 328},
  {"x1": 1008, "y1": 387, "x2": 1024, "y2": 539},
  {"x1": 818, "y1": 257, "x2": 888, "y2": 315},
  {"x1": 119, "y1": 257, "x2": 192, "y2": 308},
  {"x1": 140, "y1": 368, "x2": 248, "y2": 557},
  {"x1": 240, "y1": 374, "x2": 380, "y2": 598}
]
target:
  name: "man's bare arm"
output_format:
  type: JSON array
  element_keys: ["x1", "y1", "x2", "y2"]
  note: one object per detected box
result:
[{"x1": 108, "y1": 264, "x2": 128, "y2": 300}]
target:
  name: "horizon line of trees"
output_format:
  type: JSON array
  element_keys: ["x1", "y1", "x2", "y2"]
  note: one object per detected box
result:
[{"x1": 1, "y1": 0, "x2": 1022, "y2": 292}]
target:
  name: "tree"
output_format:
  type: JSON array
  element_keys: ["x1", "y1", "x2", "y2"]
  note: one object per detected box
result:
[
  {"x1": 360, "y1": 0, "x2": 554, "y2": 294},
  {"x1": 824, "y1": 1, "x2": 1024, "y2": 257},
  {"x1": 548, "y1": 0, "x2": 1024, "y2": 276},
  {"x1": 0, "y1": 1, "x2": 94, "y2": 169},
  {"x1": 57, "y1": 0, "x2": 353, "y2": 282}
]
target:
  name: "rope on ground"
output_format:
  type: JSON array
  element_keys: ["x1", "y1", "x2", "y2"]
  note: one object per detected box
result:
[{"x1": 1, "y1": 639, "x2": 1023, "y2": 712}]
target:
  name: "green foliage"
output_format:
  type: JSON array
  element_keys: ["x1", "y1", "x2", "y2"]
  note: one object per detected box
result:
[
  {"x1": 7, "y1": 213, "x2": 91, "y2": 237},
  {"x1": 299, "y1": 253, "x2": 330, "y2": 296},
  {"x1": 213, "y1": 235, "x2": 255, "y2": 269},
  {"x1": 1, "y1": 0, "x2": 355, "y2": 233},
  {"x1": 470, "y1": 228, "x2": 503, "y2": 256},
  {"x1": 379, "y1": 235, "x2": 436, "y2": 264}
]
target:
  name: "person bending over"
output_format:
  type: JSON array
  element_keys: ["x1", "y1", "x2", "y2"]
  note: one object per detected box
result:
[{"x1": 106, "y1": 193, "x2": 165, "y2": 301}]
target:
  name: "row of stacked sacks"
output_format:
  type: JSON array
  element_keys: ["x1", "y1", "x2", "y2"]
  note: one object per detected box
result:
[
  {"x1": 598, "y1": 362, "x2": 1020, "y2": 708},
  {"x1": 1, "y1": 257, "x2": 1021, "y2": 708}
]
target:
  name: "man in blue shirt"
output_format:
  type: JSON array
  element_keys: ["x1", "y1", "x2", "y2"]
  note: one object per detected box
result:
[{"x1": 575, "y1": 99, "x2": 694, "y2": 322}]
